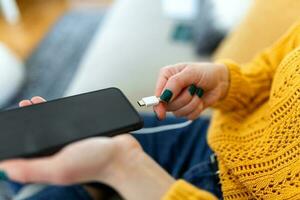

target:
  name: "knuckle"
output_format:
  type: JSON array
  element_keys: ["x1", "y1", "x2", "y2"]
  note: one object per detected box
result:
[
  {"x1": 173, "y1": 111, "x2": 182, "y2": 117},
  {"x1": 115, "y1": 134, "x2": 141, "y2": 151},
  {"x1": 192, "y1": 99, "x2": 200, "y2": 108},
  {"x1": 159, "y1": 68, "x2": 166, "y2": 75},
  {"x1": 159, "y1": 66, "x2": 170, "y2": 74},
  {"x1": 185, "y1": 65, "x2": 195, "y2": 73},
  {"x1": 170, "y1": 76, "x2": 183, "y2": 87}
]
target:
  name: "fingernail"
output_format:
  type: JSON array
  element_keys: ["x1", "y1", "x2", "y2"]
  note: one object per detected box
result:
[
  {"x1": 188, "y1": 84, "x2": 197, "y2": 96},
  {"x1": 196, "y1": 88, "x2": 204, "y2": 98},
  {"x1": 160, "y1": 89, "x2": 173, "y2": 103},
  {"x1": 0, "y1": 171, "x2": 8, "y2": 180}
]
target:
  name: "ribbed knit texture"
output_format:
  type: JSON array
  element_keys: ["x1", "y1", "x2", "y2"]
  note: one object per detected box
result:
[{"x1": 163, "y1": 22, "x2": 300, "y2": 200}]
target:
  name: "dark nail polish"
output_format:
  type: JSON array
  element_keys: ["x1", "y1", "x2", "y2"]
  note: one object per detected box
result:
[
  {"x1": 0, "y1": 171, "x2": 8, "y2": 180},
  {"x1": 196, "y1": 88, "x2": 204, "y2": 98},
  {"x1": 188, "y1": 84, "x2": 197, "y2": 96},
  {"x1": 160, "y1": 89, "x2": 173, "y2": 103}
]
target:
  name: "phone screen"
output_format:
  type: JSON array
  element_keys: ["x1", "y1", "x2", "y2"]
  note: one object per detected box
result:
[{"x1": 0, "y1": 88, "x2": 143, "y2": 160}]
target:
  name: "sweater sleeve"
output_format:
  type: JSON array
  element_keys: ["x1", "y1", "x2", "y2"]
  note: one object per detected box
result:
[
  {"x1": 214, "y1": 22, "x2": 300, "y2": 113},
  {"x1": 162, "y1": 180, "x2": 218, "y2": 200}
]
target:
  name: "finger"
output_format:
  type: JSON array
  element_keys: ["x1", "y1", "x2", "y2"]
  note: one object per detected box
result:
[
  {"x1": 153, "y1": 68, "x2": 171, "y2": 120},
  {"x1": 154, "y1": 64, "x2": 188, "y2": 119},
  {"x1": 0, "y1": 154, "x2": 78, "y2": 185},
  {"x1": 173, "y1": 95, "x2": 201, "y2": 117},
  {"x1": 155, "y1": 64, "x2": 187, "y2": 97},
  {"x1": 155, "y1": 71, "x2": 168, "y2": 97},
  {"x1": 153, "y1": 103, "x2": 166, "y2": 120},
  {"x1": 0, "y1": 157, "x2": 59, "y2": 184},
  {"x1": 160, "y1": 67, "x2": 198, "y2": 103},
  {"x1": 31, "y1": 96, "x2": 46, "y2": 104},
  {"x1": 19, "y1": 100, "x2": 33, "y2": 107},
  {"x1": 166, "y1": 86, "x2": 195, "y2": 111},
  {"x1": 187, "y1": 101, "x2": 204, "y2": 120},
  {"x1": 154, "y1": 65, "x2": 187, "y2": 120},
  {"x1": 200, "y1": 87, "x2": 223, "y2": 108}
]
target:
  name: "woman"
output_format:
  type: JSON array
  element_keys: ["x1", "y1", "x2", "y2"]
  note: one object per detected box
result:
[{"x1": 0, "y1": 21, "x2": 300, "y2": 200}]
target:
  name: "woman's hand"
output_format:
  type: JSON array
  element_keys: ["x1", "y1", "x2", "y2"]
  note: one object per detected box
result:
[
  {"x1": 0, "y1": 97, "x2": 175, "y2": 200},
  {"x1": 154, "y1": 62, "x2": 229, "y2": 120},
  {"x1": 0, "y1": 97, "x2": 139, "y2": 185}
]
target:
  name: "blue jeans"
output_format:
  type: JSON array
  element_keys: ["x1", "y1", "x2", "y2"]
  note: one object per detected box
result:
[{"x1": 7, "y1": 114, "x2": 222, "y2": 199}]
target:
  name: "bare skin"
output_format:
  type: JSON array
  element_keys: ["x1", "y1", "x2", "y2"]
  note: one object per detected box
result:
[
  {"x1": 0, "y1": 62, "x2": 229, "y2": 200},
  {"x1": 4, "y1": 98, "x2": 176, "y2": 200},
  {"x1": 154, "y1": 62, "x2": 229, "y2": 120}
]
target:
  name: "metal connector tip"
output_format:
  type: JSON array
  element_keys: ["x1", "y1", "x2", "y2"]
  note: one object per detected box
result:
[{"x1": 137, "y1": 100, "x2": 145, "y2": 107}]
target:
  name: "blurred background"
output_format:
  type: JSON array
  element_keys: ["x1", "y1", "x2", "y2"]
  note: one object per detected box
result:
[
  {"x1": 0, "y1": 0, "x2": 253, "y2": 112},
  {"x1": 2, "y1": 0, "x2": 300, "y2": 199},
  {"x1": 0, "y1": 1, "x2": 252, "y2": 198}
]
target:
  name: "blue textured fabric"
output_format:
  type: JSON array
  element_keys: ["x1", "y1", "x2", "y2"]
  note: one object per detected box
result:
[
  {"x1": 23, "y1": 185, "x2": 92, "y2": 200},
  {"x1": 133, "y1": 114, "x2": 222, "y2": 198},
  {"x1": 7, "y1": 114, "x2": 222, "y2": 200}
]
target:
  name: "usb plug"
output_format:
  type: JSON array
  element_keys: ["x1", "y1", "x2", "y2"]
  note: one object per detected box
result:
[{"x1": 137, "y1": 96, "x2": 160, "y2": 107}]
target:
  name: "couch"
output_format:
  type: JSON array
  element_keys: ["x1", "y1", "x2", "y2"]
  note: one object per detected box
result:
[{"x1": 64, "y1": 0, "x2": 202, "y2": 111}]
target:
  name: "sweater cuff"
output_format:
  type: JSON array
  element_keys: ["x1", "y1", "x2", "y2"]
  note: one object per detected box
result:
[
  {"x1": 213, "y1": 59, "x2": 244, "y2": 112},
  {"x1": 162, "y1": 180, "x2": 218, "y2": 200}
]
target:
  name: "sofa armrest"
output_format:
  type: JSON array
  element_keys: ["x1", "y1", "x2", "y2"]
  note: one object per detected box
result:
[
  {"x1": 65, "y1": 0, "x2": 205, "y2": 110},
  {"x1": 0, "y1": 43, "x2": 25, "y2": 107}
]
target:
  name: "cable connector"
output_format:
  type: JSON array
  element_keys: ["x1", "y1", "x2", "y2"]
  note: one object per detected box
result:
[{"x1": 137, "y1": 96, "x2": 160, "y2": 107}]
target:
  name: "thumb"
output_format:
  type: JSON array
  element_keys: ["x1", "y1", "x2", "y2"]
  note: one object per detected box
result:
[
  {"x1": 0, "y1": 158, "x2": 57, "y2": 184},
  {"x1": 0, "y1": 157, "x2": 73, "y2": 185}
]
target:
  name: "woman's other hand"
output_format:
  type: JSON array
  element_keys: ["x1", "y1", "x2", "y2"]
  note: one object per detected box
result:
[
  {"x1": 1, "y1": 96, "x2": 139, "y2": 185},
  {"x1": 0, "y1": 97, "x2": 175, "y2": 200}
]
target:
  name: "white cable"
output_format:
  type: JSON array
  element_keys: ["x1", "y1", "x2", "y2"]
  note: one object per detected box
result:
[{"x1": 132, "y1": 120, "x2": 192, "y2": 134}]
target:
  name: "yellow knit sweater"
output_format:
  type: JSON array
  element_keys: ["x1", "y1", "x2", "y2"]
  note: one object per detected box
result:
[{"x1": 163, "y1": 22, "x2": 300, "y2": 200}]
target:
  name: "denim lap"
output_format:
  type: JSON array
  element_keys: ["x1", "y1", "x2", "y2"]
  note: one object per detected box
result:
[
  {"x1": 7, "y1": 114, "x2": 222, "y2": 199},
  {"x1": 133, "y1": 114, "x2": 222, "y2": 199}
]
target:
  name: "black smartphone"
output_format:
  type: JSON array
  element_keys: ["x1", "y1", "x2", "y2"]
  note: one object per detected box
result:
[{"x1": 0, "y1": 88, "x2": 143, "y2": 161}]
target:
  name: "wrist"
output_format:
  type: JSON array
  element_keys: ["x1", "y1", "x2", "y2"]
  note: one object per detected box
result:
[
  {"x1": 95, "y1": 134, "x2": 141, "y2": 185},
  {"x1": 101, "y1": 135, "x2": 175, "y2": 200},
  {"x1": 116, "y1": 152, "x2": 175, "y2": 200},
  {"x1": 217, "y1": 63, "x2": 230, "y2": 101}
]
